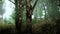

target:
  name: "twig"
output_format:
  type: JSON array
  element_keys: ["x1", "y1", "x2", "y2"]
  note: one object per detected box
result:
[
  {"x1": 32, "y1": 0, "x2": 38, "y2": 10},
  {"x1": 9, "y1": 0, "x2": 15, "y2": 4}
]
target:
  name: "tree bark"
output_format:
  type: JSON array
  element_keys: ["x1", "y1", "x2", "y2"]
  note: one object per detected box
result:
[
  {"x1": 26, "y1": 0, "x2": 38, "y2": 34},
  {"x1": 56, "y1": 0, "x2": 60, "y2": 34},
  {"x1": 26, "y1": 0, "x2": 32, "y2": 34},
  {"x1": 15, "y1": 0, "x2": 23, "y2": 33},
  {"x1": 56, "y1": 18, "x2": 60, "y2": 34}
]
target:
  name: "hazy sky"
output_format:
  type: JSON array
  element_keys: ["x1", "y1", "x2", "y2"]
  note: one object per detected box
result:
[
  {"x1": 3, "y1": 0, "x2": 15, "y2": 20},
  {"x1": 2, "y1": 0, "x2": 45, "y2": 20}
]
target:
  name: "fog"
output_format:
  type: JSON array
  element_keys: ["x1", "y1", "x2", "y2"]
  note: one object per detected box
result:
[{"x1": 2, "y1": 0, "x2": 15, "y2": 20}]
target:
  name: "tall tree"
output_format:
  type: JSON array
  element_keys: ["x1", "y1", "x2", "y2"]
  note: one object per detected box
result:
[
  {"x1": 14, "y1": 0, "x2": 23, "y2": 33},
  {"x1": 26, "y1": 0, "x2": 38, "y2": 34},
  {"x1": 14, "y1": 0, "x2": 19, "y2": 32},
  {"x1": 26, "y1": 0, "x2": 32, "y2": 33},
  {"x1": 56, "y1": 0, "x2": 60, "y2": 34}
]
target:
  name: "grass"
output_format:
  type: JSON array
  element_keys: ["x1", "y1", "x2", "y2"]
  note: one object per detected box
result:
[{"x1": 0, "y1": 20, "x2": 15, "y2": 30}]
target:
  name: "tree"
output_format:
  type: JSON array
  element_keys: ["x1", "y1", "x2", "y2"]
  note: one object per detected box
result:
[
  {"x1": 26, "y1": 0, "x2": 32, "y2": 33},
  {"x1": 56, "y1": 0, "x2": 60, "y2": 34},
  {"x1": 18, "y1": 0, "x2": 23, "y2": 33},
  {"x1": 8, "y1": 0, "x2": 23, "y2": 33},
  {"x1": 26, "y1": 0, "x2": 38, "y2": 34},
  {"x1": 14, "y1": 0, "x2": 23, "y2": 33},
  {"x1": 45, "y1": 0, "x2": 60, "y2": 34}
]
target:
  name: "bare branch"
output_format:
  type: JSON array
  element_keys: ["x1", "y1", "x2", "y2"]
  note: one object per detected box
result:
[
  {"x1": 9, "y1": 0, "x2": 15, "y2": 4},
  {"x1": 32, "y1": 0, "x2": 38, "y2": 10}
]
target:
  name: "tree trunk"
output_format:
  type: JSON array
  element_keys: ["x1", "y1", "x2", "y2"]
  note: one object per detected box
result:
[
  {"x1": 15, "y1": 0, "x2": 23, "y2": 33},
  {"x1": 56, "y1": 18, "x2": 60, "y2": 34},
  {"x1": 26, "y1": 0, "x2": 38, "y2": 34},
  {"x1": 56, "y1": 0, "x2": 60, "y2": 34},
  {"x1": 26, "y1": 0, "x2": 32, "y2": 34}
]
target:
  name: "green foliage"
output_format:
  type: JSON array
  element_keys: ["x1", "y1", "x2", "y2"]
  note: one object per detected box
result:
[
  {"x1": 0, "y1": 0, "x2": 4, "y2": 15},
  {"x1": 0, "y1": 0, "x2": 2, "y2": 1},
  {"x1": 0, "y1": 0, "x2": 59, "y2": 34},
  {"x1": 32, "y1": 19, "x2": 56, "y2": 34}
]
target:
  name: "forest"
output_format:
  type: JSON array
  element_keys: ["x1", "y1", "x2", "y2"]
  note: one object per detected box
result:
[{"x1": 0, "y1": 0, "x2": 60, "y2": 34}]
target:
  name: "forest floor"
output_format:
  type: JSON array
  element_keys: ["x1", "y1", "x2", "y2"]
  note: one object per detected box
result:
[{"x1": 0, "y1": 19, "x2": 56, "y2": 34}]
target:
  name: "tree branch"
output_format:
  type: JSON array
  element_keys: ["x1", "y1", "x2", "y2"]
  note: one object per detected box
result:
[
  {"x1": 32, "y1": 0, "x2": 38, "y2": 10},
  {"x1": 9, "y1": 0, "x2": 15, "y2": 4}
]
